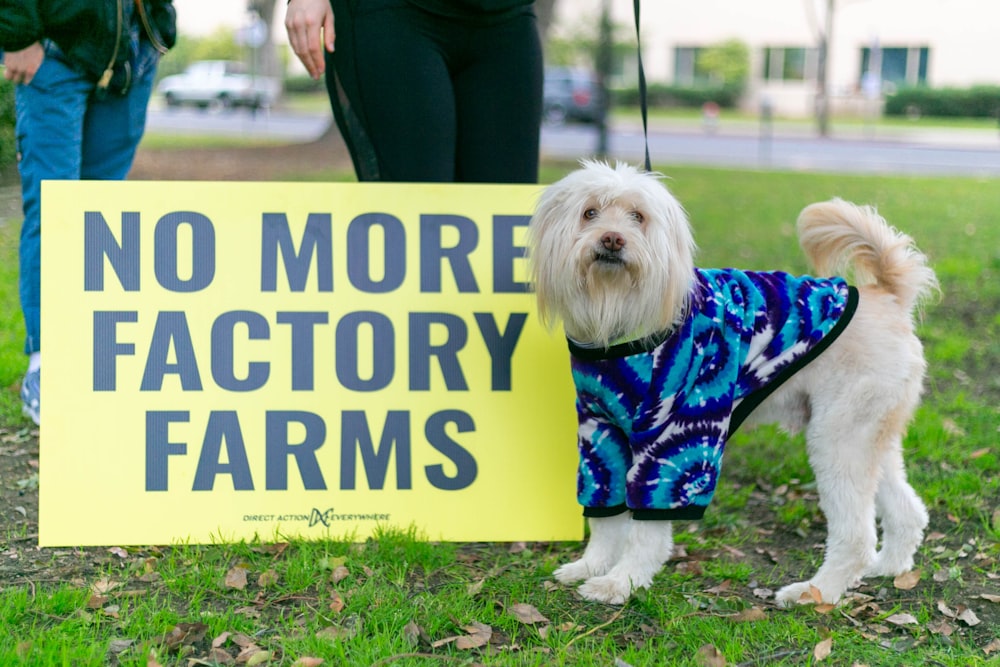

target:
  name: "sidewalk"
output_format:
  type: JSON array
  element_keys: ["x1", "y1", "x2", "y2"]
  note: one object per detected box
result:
[{"x1": 622, "y1": 114, "x2": 1000, "y2": 150}]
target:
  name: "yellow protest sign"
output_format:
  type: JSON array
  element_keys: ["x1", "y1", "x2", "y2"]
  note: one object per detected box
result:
[{"x1": 39, "y1": 181, "x2": 582, "y2": 546}]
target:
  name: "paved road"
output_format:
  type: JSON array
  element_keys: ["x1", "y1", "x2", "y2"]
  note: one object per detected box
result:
[
  {"x1": 145, "y1": 106, "x2": 332, "y2": 142},
  {"x1": 145, "y1": 107, "x2": 1000, "y2": 177},
  {"x1": 544, "y1": 119, "x2": 1000, "y2": 177}
]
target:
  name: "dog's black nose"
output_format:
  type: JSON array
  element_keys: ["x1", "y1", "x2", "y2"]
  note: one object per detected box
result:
[{"x1": 601, "y1": 232, "x2": 626, "y2": 252}]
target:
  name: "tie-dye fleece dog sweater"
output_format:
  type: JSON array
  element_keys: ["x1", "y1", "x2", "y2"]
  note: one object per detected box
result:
[{"x1": 568, "y1": 268, "x2": 858, "y2": 520}]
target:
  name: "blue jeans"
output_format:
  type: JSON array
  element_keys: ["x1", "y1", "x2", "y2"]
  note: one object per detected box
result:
[{"x1": 15, "y1": 41, "x2": 158, "y2": 355}]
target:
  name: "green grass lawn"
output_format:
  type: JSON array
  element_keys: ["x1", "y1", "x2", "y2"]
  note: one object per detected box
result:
[{"x1": 0, "y1": 164, "x2": 997, "y2": 666}]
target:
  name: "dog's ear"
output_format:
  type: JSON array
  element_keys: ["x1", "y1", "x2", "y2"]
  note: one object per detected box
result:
[{"x1": 528, "y1": 180, "x2": 574, "y2": 330}]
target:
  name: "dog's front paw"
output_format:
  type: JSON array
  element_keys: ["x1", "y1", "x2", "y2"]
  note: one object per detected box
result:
[
  {"x1": 775, "y1": 581, "x2": 818, "y2": 608},
  {"x1": 863, "y1": 552, "x2": 915, "y2": 579},
  {"x1": 554, "y1": 559, "x2": 601, "y2": 584},
  {"x1": 577, "y1": 573, "x2": 635, "y2": 605},
  {"x1": 775, "y1": 580, "x2": 847, "y2": 608}
]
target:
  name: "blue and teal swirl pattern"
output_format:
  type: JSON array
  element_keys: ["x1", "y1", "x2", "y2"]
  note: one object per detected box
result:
[{"x1": 569, "y1": 268, "x2": 857, "y2": 519}]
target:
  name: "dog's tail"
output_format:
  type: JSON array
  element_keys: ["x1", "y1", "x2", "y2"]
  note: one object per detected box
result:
[{"x1": 797, "y1": 198, "x2": 939, "y2": 313}]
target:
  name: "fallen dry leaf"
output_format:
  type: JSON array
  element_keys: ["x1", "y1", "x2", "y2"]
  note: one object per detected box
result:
[
  {"x1": 979, "y1": 594, "x2": 1000, "y2": 603},
  {"x1": 235, "y1": 645, "x2": 263, "y2": 663},
  {"x1": 160, "y1": 622, "x2": 209, "y2": 651},
  {"x1": 208, "y1": 647, "x2": 235, "y2": 665},
  {"x1": 212, "y1": 631, "x2": 231, "y2": 649},
  {"x1": 705, "y1": 580, "x2": 732, "y2": 595},
  {"x1": 225, "y1": 565, "x2": 249, "y2": 590},
  {"x1": 292, "y1": 658, "x2": 324, "y2": 667},
  {"x1": 403, "y1": 620, "x2": 423, "y2": 646},
  {"x1": 730, "y1": 607, "x2": 767, "y2": 623},
  {"x1": 467, "y1": 578, "x2": 485, "y2": 596},
  {"x1": 957, "y1": 607, "x2": 981, "y2": 626},
  {"x1": 885, "y1": 613, "x2": 919, "y2": 626},
  {"x1": 927, "y1": 620, "x2": 955, "y2": 637},
  {"x1": 245, "y1": 650, "x2": 273, "y2": 665},
  {"x1": 983, "y1": 638, "x2": 1000, "y2": 655},
  {"x1": 330, "y1": 565, "x2": 350, "y2": 584},
  {"x1": 108, "y1": 639, "x2": 134, "y2": 655},
  {"x1": 509, "y1": 602, "x2": 549, "y2": 625},
  {"x1": 90, "y1": 578, "x2": 121, "y2": 595},
  {"x1": 455, "y1": 622, "x2": 492, "y2": 650},
  {"x1": 87, "y1": 593, "x2": 109, "y2": 609},
  {"x1": 234, "y1": 605, "x2": 262, "y2": 619},
  {"x1": 796, "y1": 585, "x2": 824, "y2": 605},
  {"x1": 941, "y1": 418, "x2": 965, "y2": 436},
  {"x1": 892, "y1": 569, "x2": 921, "y2": 591},
  {"x1": 257, "y1": 569, "x2": 279, "y2": 588},
  {"x1": 813, "y1": 637, "x2": 833, "y2": 661},
  {"x1": 329, "y1": 591, "x2": 345, "y2": 613},
  {"x1": 694, "y1": 644, "x2": 727, "y2": 667},
  {"x1": 316, "y1": 626, "x2": 353, "y2": 642},
  {"x1": 675, "y1": 561, "x2": 703, "y2": 575}
]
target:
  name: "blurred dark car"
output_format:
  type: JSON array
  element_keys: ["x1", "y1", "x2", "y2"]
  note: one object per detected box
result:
[{"x1": 543, "y1": 67, "x2": 605, "y2": 126}]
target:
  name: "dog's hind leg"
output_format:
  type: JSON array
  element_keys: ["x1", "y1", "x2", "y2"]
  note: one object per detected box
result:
[
  {"x1": 866, "y1": 440, "x2": 928, "y2": 577},
  {"x1": 554, "y1": 512, "x2": 632, "y2": 584},
  {"x1": 576, "y1": 519, "x2": 674, "y2": 605},
  {"x1": 776, "y1": 419, "x2": 881, "y2": 606}
]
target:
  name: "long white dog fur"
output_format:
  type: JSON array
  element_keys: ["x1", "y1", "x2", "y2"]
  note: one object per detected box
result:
[{"x1": 528, "y1": 161, "x2": 937, "y2": 606}]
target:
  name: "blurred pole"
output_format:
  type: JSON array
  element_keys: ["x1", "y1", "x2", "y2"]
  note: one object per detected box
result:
[
  {"x1": 595, "y1": 0, "x2": 612, "y2": 157},
  {"x1": 759, "y1": 96, "x2": 773, "y2": 167},
  {"x1": 815, "y1": 0, "x2": 834, "y2": 137}
]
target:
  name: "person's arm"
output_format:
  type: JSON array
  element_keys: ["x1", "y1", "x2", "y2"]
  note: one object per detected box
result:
[
  {"x1": 285, "y1": 0, "x2": 335, "y2": 80},
  {"x1": 0, "y1": 0, "x2": 43, "y2": 52},
  {"x1": 3, "y1": 41, "x2": 45, "y2": 85}
]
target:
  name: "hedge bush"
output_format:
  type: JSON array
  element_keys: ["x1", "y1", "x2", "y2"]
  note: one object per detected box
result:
[
  {"x1": 613, "y1": 83, "x2": 742, "y2": 109},
  {"x1": 0, "y1": 79, "x2": 15, "y2": 173},
  {"x1": 884, "y1": 85, "x2": 1000, "y2": 118},
  {"x1": 283, "y1": 74, "x2": 326, "y2": 95}
]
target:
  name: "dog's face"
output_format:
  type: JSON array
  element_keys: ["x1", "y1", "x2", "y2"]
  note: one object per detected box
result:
[{"x1": 529, "y1": 161, "x2": 696, "y2": 347}]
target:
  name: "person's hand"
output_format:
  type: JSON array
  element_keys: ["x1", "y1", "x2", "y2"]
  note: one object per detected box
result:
[
  {"x1": 2, "y1": 42, "x2": 45, "y2": 85},
  {"x1": 285, "y1": 0, "x2": 335, "y2": 80}
]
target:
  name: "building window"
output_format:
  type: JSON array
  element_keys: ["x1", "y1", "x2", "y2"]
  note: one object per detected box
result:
[
  {"x1": 674, "y1": 46, "x2": 702, "y2": 86},
  {"x1": 861, "y1": 46, "x2": 929, "y2": 87},
  {"x1": 762, "y1": 47, "x2": 817, "y2": 82}
]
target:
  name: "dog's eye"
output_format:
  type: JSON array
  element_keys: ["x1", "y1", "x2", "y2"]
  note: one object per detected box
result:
[
  {"x1": 583, "y1": 208, "x2": 599, "y2": 221},
  {"x1": 630, "y1": 210, "x2": 645, "y2": 224}
]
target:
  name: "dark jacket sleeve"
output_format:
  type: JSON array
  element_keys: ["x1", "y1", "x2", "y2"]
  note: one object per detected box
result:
[
  {"x1": 0, "y1": 0, "x2": 44, "y2": 52},
  {"x1": 149, "y1": 0, "x2": 177, "y2": 50}
]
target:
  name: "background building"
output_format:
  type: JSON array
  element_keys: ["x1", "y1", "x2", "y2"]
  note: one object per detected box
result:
[{"x1": 551, "y1": 0, "x2": 1000, "y2": 117}]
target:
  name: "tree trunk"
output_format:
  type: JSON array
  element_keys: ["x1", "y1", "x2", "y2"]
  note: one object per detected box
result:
[
  {"x1": 248, "y1": 0, "x2": 281, "y2": 80},
  {"x1": 535, "y1": 0, "x2": 557, "y2": 38}
]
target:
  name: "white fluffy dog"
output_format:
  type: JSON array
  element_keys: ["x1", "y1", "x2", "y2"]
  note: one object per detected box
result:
[{"x1": 529, "y1": 160, "x2": 937, "y2": 606}]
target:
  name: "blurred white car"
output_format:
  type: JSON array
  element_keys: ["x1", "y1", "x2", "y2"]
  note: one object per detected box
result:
[{"x1": 157, "y1": 60, "x2": 280, "y2": 110}]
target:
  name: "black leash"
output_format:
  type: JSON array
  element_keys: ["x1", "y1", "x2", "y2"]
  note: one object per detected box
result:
[{"x1": 633, "y1": 0, "x2": 651, "y2": 171}]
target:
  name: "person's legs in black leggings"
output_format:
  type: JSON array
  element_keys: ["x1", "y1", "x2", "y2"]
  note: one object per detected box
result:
[
  {"x1": 328, "y1": 0, "x2": 458, "y2": 182},
  {"x1": 453, "y1": 12, "x2": 542, "y2": 183},
  {"x1": 326, "y1": 0, "x2": 542, "y2": 183}
]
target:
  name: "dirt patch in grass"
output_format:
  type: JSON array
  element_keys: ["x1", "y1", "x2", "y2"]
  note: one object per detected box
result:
[{"x1": 129, "y1": 125, "x2": 354, "y2": 181}]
